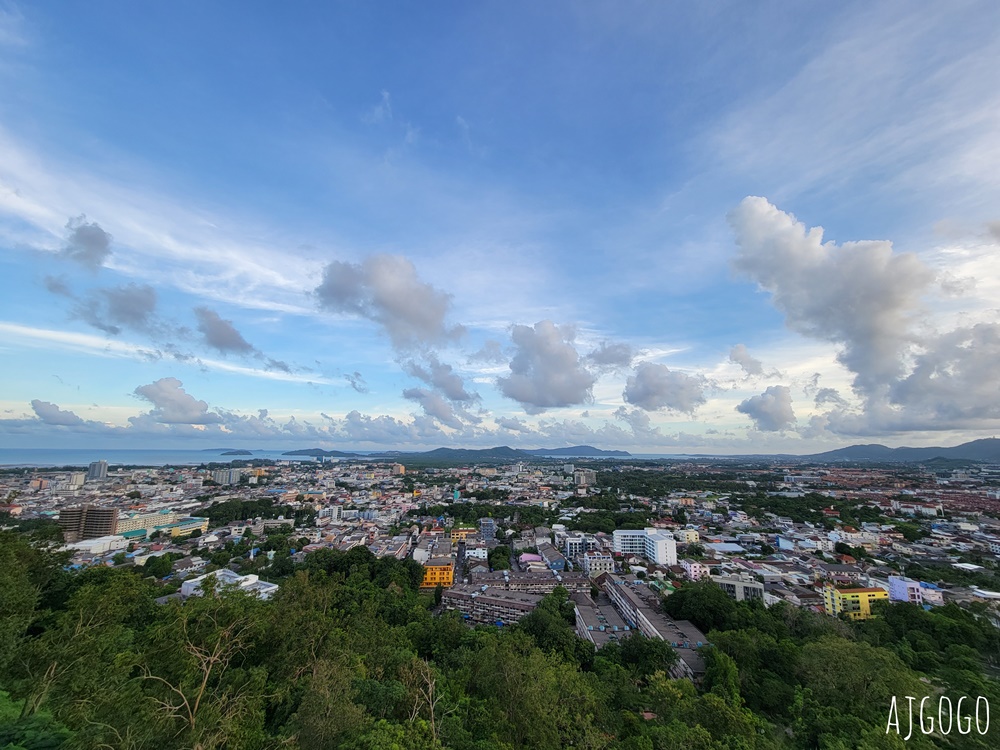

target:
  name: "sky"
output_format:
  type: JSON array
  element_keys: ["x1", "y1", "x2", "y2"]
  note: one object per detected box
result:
[{"x1": 1, "y1": 1, "x2": 1000, "y2": 453}]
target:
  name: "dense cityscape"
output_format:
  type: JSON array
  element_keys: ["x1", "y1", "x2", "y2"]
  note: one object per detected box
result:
[{"x1": 2, "y1": 450, "x2": 998, "y2": 747}]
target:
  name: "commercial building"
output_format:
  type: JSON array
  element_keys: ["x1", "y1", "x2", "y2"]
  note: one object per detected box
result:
[
  {"x1": 58, "y1": 505, "x2": 119, "y2": 543},
  {"x1": 573, "y1": 469, "x2": 597, "y2": 486},
  {"x1": 823, "y1": 584, "x2": 888, "y2": 620}
]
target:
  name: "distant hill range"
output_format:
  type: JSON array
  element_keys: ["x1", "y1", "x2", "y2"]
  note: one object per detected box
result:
[
  {"x1": 805, "y1": 438, "x2": 1000, "y2": 463},
  {"x1": 281, "y1": 445, "x2": 630, "y2": 460}
]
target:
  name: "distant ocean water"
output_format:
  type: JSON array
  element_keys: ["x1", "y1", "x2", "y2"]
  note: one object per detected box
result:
[
  {"x1": 0, "y1": 448, "x2": 707, "y2": 469},
  {"x1": 0, "y1": 448, "x2": 317, "y2": 468}
]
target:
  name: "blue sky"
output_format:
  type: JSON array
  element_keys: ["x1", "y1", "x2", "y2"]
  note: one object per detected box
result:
[{"x1": 2, "y1": 1, "x2": 1000, "y2": 452}]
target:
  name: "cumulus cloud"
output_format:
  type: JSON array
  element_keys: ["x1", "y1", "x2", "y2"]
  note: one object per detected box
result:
[
  {"x1": 315, "y1": 255, "x2": 461, "y2": 349},
  {"x1": 405, "y1": 354, "x2": 477, "y2": 402},
  {"x1": 30, "y1": 399, "x2": 86, "y2": 426},
  {"x1": 887, "y1": 322, "x2": 1000, "y2": 425},
  {"x1": 736, "y1": 385, "x2": 796, "y2": 431},
  {"x1": 623, "y1": 362, "x2": 706, "y2": 413},
  {"x1": 497, "y1": 320, "x2": 596, "y2": 414},
  {"x1": 133, "y1": 377, "x2": 222, "y2": 425},
  {"x1": 729, "y1": 197, "x2": 935, "y2": 396},
  {"x1": 612, "y1": 406, "x2": 662, "y2": 440},
  {"x1": 61, "y1": 215, "x2": 113, "y2": 270},
  {"x1": 402, "y1": 387, "x2": 465, "y2": 429},
  {"x1": 729, "y1": 343, "x2": 764, "y2": 377},
  {"x1": 586, "y1": 340, "x2": 635, "y2": 371},
  {"x1": 495, "y1": 415, "x2": 532, "y2": 433}
]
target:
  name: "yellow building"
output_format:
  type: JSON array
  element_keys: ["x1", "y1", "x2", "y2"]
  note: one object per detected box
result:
[
  {"x1": 420, "y1": 558, "x2": 454, "y2": 589},
  {"x1": 823, "y1": 584, "x2": 888, "y2": 620},
  {"x1": 450, "y1": 527, "x2": 478, "y2": 543},
  {"x1": 154, "y1": 517, "x2": 210, "y2": 538},
  {"x1": 677, "y1": 529, "x2": 700, "y2": 544}
]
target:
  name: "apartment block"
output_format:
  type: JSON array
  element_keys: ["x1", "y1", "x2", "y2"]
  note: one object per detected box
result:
[
  {"x1": 823, "y1": 584, "x2": 888, "y2": 620},
  {"x1": 58, "y1": 505, "x2": 119, "y2": 543},
  {"x1": 420, "y1": 558, "x2": 455, "y2": 589}
]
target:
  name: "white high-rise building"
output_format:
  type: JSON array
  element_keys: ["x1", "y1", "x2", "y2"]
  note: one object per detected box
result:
[{"x1": 612, "y1": 528, "x2": 677, "y2": 566}]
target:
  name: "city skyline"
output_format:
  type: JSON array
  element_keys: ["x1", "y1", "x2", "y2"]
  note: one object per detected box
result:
[{"x1": 2, "y1": 2, "x2": 1000, "y2": 453}]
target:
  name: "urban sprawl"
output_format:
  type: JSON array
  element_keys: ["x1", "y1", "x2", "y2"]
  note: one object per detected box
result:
[{"x1": 3, "y1": 455, "x2": 1000, "y2": 683}]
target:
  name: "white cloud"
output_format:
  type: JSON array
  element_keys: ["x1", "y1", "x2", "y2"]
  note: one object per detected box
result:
[
  {"x1": 315, "y1": 254, "x2": 462, "y2": 350},
  {"x1": 623, "y1": 362, "x2": 706, "y2": 413},
  {"x1": 736, "y1": 385, "x2": 796, "y2": 432},
  {"x1": 730, "y1": 196, "x2": 934, "y2": 396},
  {"x1": 497, "y1": 320, "x2": 596, "y2": 414}
]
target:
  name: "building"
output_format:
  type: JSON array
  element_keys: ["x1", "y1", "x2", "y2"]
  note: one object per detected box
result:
[
  {"x1": 823, "y1": 585, "x2": 888, "y2": 620},
  {"x1": 572, "y1": 591, "x2": 632, "y2": 647},
  {"x1": 537, "y1": 541, "x2": 567, "y2": 571},
  {"x1": 87, "y1": 460, "x2": 108, "y2": 481},
  {"x1": 450, "y1": 527, "x2": 478, "y2": 543},
  {"x1": 645, "y1": 531, "x2": 678, "y2": 566},
  {"x1": 153, "y1": 517, "x2": 210, "y2": 538},
  {"x1": 573, "y1": 469, "x2": 597, "y2": 486},
  {"x1": 676, "y1": 528, "x2": 700, "y2": 544},
  {"x1": 420, "y1": 558, "x2": 455, "y2": 589},
  {"x1": 181, "y1": 568, "x2": 279, "y2": 600},
  {"x1": 601, "y1": 575, "x2": 708, "y2": 679},
  {"x1": 211, "y1": 469, "x2": 242, "y2": 486},
  {"x1": 470, "y1": 570, "x2": 590, "y2": 594},
  {"x1": 582, "y1": 550, "x2": 615, "y2": 577},
  {"x1": 888, "y1": 576, "x2": 944, "y2": 607},
  {"x1": 115, "y1": 510, "x2": 178, "y2": 536},
  {"x1": 479, "y1": 517, "x2": 497, "y2": 541},
  {"x1": 611, "y1": 528, "x2": 677, "y2": 566},
  {"x1": 564, "y1": 534, "x2": 587, "y2": 559},
  {"x1": 58, "y1": 505, "x2": 119, "y2": 543},
  {"x1": 613, "y1": 529, "x2": 648, "y2": 556},
  {"x1": 442, "y1": 585, "x2": 542, "y2": 624},
  {"x1": 712, "y1": 574, "x2": 765, "y2": 603}
]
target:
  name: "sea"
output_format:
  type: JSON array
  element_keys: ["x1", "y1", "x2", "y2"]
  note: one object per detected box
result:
[
  {"x1": 0, "y1": 448, "x2": 711, "y2": 469},
  {"x1": 0, "y1": 448, "x2": 317, "y2": 468}
]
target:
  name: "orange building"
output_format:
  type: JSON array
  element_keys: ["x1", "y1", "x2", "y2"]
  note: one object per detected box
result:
[
  {"x1": 420, "y1": 558, "x2": 454, "y2": 589},
  {"x1": 450, "y1": 527, "x2": 478, "y2": 543}
]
